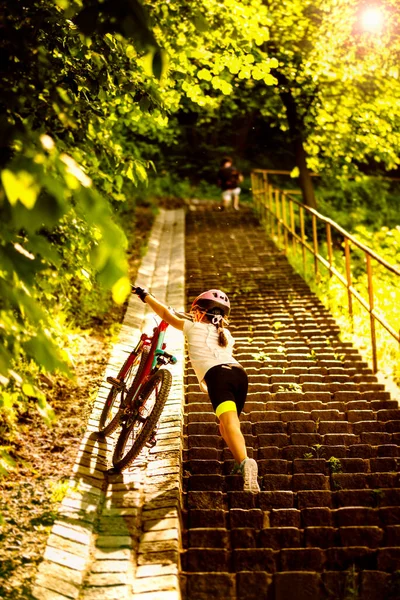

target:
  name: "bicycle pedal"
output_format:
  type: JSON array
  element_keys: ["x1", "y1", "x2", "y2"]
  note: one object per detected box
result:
[
  {"x1": 106, "y1": 466, "x2": 120, "y2": 476},
  {"x1": 106, "y1": 376, "x2": 124, "y2": 390},
  {"x1": 145, "y1": 436, "x2": 157, "y2": 448}
]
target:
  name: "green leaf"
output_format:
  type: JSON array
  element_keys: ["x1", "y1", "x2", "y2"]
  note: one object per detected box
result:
[
  {"x1": 1, "y1": 169, "x2": 40, "y2": 209},
  {"x1": 115, "y1": 174, "x2": 123, "y2": 191},
  {"x1": 126, "y1": 44, "x2": 136, "y2": 59},
  {"x1": 22, "y1": 383, "x2": 45, "y2": 400},
  {"x1": 139, "y1": 97, "x2": 151, "y2": 111},
  {"x1": 23, "y1": 334, "x2": 70, "y2": 374},
  {"x1": 25, "y1": 235, "x2": 62, "y2": 267},
  {"x1": 193, "y1": 15, "x2": 209, "y2": 33},
  {"x1": 36, "y1": 395, "x2": 56, "y2": 425},
  {"x1": 134, "y1": 162, "x2": 147, "y2": 182},
  {"x1": 0, "y1": 448, "x2": 16, "y2": 476},
  {"x1": 290, "y1": 167, "x2": 300, "y2": 178},
  {"x1": 56, "y1": 86, "x2": 72, "y2": 104},
  {"x1": 197, "y1": 68, "x2": 212, "y2": 82},
  {"x1": 112, "y1": 276, "x2": 131, "y2": 304},
  {"x1": 11, "y1": 191, "x2": 66, "y2": 232}
]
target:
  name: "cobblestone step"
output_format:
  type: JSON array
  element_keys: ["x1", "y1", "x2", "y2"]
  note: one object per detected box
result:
[
  {"x1": 181, "y1": 207, "x2": 400, "y2": 600},
  {"x1": 33, "y1": 210, "x2": 186, "y2": 600}
]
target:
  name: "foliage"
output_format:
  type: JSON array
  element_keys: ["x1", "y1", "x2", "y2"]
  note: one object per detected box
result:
[
  {"x1": 262, "y1": 0, "x2": 400, "y2": 174},
  {"x1": 0, "y1": 0, "x2": 277, "y2": 376},
  {"x1": 0, "y1": 0, "x2": 281, "y2": 479},
  {"x1": 132, "y1": 172, "x2": 252, "y2": 207},
  {"x1": 327, "y1": 456, "x2": 343, "y2": 474},
  {"x1": 1, "y1": 0, "x2": 154, "y2": 394},
  {"x1": 303, "y1": 452, "x2": 314, "y2": 460},
  {"x1": 161, "y1": 0, "x2": 400, "y2": 206},
  {"x1": 316, "y1": 176, "x2": 400, "y2": 231},
  {"x1": 308, "y1": 443, "x2": 325, "y2": 458},
  {"x1": 277, "y1": 383, "x2": 302, "y2": 393}
]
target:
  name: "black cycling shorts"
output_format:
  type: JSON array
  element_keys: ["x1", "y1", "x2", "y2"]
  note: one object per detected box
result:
[{"x1": 204, "y1": 363, "x2": 248, "y2": 417}]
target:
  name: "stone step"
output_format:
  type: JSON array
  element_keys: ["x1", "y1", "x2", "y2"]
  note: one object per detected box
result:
[
  {"x1": 183, "y1": 570, "x2": 397, "y2": 600},
  {"x1": 182, "y1": 207, "x2": 399, "y2": 599},
  {"x1": 184, "y1": 468, "x2": 400, "y2": 493},
  {"x1": 184, "y1": 525, "x2": 400, "y2": 550},
  {"x1": 185, "y1": 457, "x2": 399, "y2": 477},
  {"x1": 182, "y1": 545, "x2": 400, "y2": 572}
]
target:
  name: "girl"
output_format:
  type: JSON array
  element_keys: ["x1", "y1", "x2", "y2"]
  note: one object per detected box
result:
[{"x1": 133, "y1": 286, "x2": 260, "y2": 492}]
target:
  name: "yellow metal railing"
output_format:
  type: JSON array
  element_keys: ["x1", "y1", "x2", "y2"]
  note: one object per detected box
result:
[{"x1": 251, "y1": 168, "x2": 400, "y2": 373}]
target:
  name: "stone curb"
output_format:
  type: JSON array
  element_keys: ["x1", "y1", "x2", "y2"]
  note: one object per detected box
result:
[{"x1": 33, "y1": 209, "x2": 185, "y2": 600}]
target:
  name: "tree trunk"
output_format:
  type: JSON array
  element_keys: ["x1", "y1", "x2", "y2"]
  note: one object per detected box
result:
[
  {"x1": 293, "y1": 135, "x2": 317, "y2": 209},
  {"x1": 275, "y1": 74, "x2": 317, "y2": 209},
  {"x1": 234, "y1": 112, "x2": 256, "y2": 156}
]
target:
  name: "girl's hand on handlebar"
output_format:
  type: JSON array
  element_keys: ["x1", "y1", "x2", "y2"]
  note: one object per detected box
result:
[{"x1": 132, "y1": 286, "x2": 149, "y2": 303}]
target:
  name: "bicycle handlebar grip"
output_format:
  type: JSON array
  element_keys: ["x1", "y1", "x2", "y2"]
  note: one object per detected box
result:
[{"x1": 132, "y1": 286, "x2": 149, "y2": 302}]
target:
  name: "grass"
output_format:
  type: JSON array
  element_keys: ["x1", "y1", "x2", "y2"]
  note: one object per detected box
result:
[{"x1": 275, "y1": 232, "x2": 400, "y2": 385}]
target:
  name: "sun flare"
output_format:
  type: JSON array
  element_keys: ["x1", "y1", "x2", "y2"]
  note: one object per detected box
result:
[{"x1": 361, "y1": 6, "x2": 385, "y2": 33}]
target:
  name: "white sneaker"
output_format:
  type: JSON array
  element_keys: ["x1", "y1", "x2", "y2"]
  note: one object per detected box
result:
[{"x1": 242, "y1": 458, "x2": 260, "y2": 492}]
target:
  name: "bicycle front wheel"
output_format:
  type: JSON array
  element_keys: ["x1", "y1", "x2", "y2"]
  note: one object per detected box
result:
[
  {"x1": 112, "y1": 368, "x2": 172, "y2": 471},
  {"x1": 98, "y1": 347, "x2": 149, "y2": 437}
]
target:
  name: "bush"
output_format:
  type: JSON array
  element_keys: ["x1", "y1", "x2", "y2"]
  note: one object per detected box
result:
[{"x1": 315, "y1": 176, "x2": 400, "y2": 231}]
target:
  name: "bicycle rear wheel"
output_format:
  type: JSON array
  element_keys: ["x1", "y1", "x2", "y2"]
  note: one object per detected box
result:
[
  {"x1": 112, "y1": 368, "x2": 172, "y2": 471},
  {"x1": 98, "y1": 346, "x2": 149, "y2": 436}
]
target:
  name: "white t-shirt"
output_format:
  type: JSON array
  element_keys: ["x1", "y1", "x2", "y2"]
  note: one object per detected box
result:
[{"x1": 183, "y1": 320, "x2": 240, "y2": 392}]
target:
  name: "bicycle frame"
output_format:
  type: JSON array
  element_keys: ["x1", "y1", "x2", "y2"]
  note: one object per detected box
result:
[{"x1": 126, "y1": 319, "x2": 171, "y2": 409}]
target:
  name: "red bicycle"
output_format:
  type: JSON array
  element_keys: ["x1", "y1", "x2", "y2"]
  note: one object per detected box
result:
[{"x1": 98, "y1": 287, "x2": 177, "y2": 471}]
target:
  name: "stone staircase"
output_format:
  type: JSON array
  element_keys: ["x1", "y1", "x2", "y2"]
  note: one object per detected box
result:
[{"x1": 180, "y1": 206, "x2": 400, "y2": 600}]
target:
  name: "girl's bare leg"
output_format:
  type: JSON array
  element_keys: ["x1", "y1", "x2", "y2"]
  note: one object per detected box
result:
[
  {"x1": 218, "y1": 410, "x2": 247, "y2": 464},
  {"x1": 222, "y1": 196, "x2": 231, "y2": 210}
]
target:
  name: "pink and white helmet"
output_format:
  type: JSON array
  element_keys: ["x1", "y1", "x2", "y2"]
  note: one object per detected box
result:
[{"x1": 191, "y1": 289, "x2": 231, "y2": 317}]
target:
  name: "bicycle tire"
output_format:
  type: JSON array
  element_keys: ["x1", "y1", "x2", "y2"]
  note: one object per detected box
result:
[
  {"x1": 112, "y1": 368, "x2": 172, "y2": 471},
  {"x1": 98, "y1": 346, "x2": 149, "y2": 437}
]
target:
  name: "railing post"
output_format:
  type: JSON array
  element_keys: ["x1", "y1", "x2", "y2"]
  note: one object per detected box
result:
[
  {"x1": 269, "y1": 186, "x2": 275, "y2": 238},
  {"x1": 282, "y1": 192, "x2": 288, "y2": 254},
  {"x1": 312, "y1": 213, "x2": 319, "y2": 280},
  {"x1": 366, "y1": 253, "x2": 378, "y2": 373},
  {"x1": 326, "y1": 223, "x2": 333, "y2": 278},
  {"x1": 300, "y1": 206, "x2": 306, "y2": 276},
  {"x1": 275, "y1": 189, "x2": 282, "y2": 246},
  {"x1": 290, "y1": 198, "x2": 296, "y2": 254},
  {"x1": 251, "y1": 171, "x2": 257, "y2": 214},
  {"x1": 262, "y1": 172, "x2": 268, "y2": 229},
  {"x1": 344, "y1": 237, "x2": 353, "y2": 320}
]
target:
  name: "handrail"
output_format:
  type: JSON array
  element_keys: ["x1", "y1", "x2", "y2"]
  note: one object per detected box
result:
[
  {"x1": 251, "y1": 168, "x2": 400, "y2": 182},
  {"x1": 252, "y1": 168, "x2": 319, "y2": 177},
  {"x1": 251, "y1": 168, "x2": 400, "y2": 373}
]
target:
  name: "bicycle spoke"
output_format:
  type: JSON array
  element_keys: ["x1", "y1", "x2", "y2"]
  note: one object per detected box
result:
[
  {"x1": 98, "y1": 346, "x2": 149, "y2": 436},
  {"x1": 112, "y1": 369, "x2": 172, "y2": 471}
]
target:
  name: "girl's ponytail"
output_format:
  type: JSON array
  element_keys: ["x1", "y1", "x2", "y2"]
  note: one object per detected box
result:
[
  {"x1": 206, "y1": 310, "x2": 229, "y2": 347},
  {"x1": 217, "y1": 326, "x2": 228, "y2": 348},
  {"x1": 217, "y1": 324, "x2": 228, "y2": 347}
]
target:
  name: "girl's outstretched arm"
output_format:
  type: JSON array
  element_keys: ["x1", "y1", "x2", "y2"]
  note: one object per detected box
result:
[{"x1": 133, "y1": 287, "x2": 185, "y2": 331}]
